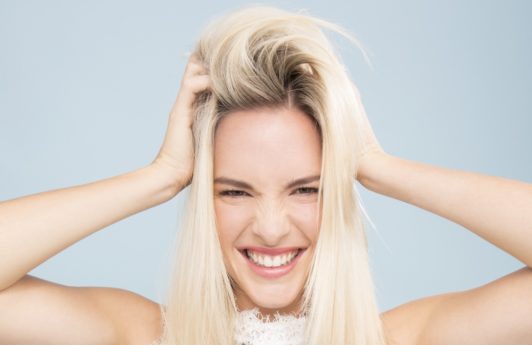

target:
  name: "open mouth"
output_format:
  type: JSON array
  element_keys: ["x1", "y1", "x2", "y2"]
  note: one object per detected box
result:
[
  {"x1": 243, "y1": 248, "x2": 302, "y2": 267},
  {"x1": 238, "y1": 248, "x2": 307, "y2": 279}
]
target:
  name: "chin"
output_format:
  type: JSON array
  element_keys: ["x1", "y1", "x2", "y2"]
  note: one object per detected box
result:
[
  {"x1": 237, "y1": 279, "x2": 306, "y2": 315},
  {"x1": 254, "y1": 288, "x2": 297, "y2": 308}
]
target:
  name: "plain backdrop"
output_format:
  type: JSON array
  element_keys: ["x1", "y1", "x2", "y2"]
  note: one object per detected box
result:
[{"x1": 1, "y1": 0, "x2": 530, "y2": 312}]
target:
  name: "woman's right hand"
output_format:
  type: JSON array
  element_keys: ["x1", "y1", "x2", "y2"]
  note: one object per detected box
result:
[
  {"x1": 152, "y1": 53, "x2": 211, "y2": 193},
  {"x1": 0, "y1": 56, "x2": 211, "y2": 344}
]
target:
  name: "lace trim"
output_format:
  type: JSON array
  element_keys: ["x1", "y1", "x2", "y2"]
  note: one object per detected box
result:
[
  {"x1": 234, "y1": 307, "x2": 307, "y2": 345},
  {"x1": 148, "y1": 307, "x2": 307, "y2": 345}
]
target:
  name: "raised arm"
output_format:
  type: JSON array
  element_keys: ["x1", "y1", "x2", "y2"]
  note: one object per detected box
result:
[
  {"x1": 350, "y1": 87, "x2": 532, "y2": 268},
  {"x1": 352, "y1": 93, "x2": 532, "y2": 345},
  {"x1": 0, "y1": 164, "x2": 179, "y2": 291},
  {"x1": 0, "y1": 53, "x2": 211, "y2": 345},
  {"x1": 363, "y1": 155, "x2": 532, "y2": 345},
  {"x1": 357, "y1": 152, "x2": 532, "y2": 268}
]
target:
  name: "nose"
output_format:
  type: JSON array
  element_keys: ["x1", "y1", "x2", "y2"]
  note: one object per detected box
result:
[{"x1": 251, "y1": 199, "x2": 291, "y2": 246}]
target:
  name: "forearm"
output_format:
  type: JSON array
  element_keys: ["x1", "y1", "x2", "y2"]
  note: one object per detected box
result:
[
  {"x1": 0, "y1": 164, "x2": 180, "y2": 291},
  {"x1": 358, "y1": 153, "x2": 532, "y2": 267}
]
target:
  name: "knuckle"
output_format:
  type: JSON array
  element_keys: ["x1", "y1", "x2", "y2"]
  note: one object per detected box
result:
[{"x1": 181, "y1": 78, "x2": 194, "y2": 90}]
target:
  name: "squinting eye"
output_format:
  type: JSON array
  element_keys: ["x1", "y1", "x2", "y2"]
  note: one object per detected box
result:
[
  {"x1": 294, "y1": 187, "x2": 319, "y2": 194},
  {"x1": 219, "y1": 189, "x2": 248, "y2": 197}
]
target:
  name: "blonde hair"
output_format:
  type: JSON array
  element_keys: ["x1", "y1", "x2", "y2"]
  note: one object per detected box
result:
[{"x1": 160, "y1": 5, "x2": 388, "y2": 345}]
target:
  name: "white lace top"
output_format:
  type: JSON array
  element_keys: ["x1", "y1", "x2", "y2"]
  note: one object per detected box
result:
[{"x1": 149, "y1": 307, "x2": 307, "y2": 345}]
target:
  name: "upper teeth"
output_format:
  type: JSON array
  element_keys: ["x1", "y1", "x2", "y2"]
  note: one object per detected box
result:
[{"x1": 246, "y1": 249, "x2": 299, "y2": 268}]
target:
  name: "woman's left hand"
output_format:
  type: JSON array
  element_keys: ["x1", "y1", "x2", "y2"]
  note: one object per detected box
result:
[{"x1": 353, "y1": 89, "x2": 387, "y2": 184}]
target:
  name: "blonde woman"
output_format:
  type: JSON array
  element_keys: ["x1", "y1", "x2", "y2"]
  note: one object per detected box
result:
[{"x1": 1, "y1": 5, "x2": 531, "y2": 345}]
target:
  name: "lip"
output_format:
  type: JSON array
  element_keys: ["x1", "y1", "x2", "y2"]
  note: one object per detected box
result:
[{"x1": 239, "y1": 248, "x2": 307, "y2": 279}]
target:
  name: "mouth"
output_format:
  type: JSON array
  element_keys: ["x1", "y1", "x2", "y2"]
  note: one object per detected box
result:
[{"x1": 238, "y1": 248, "x2": 307, "y2": 279}]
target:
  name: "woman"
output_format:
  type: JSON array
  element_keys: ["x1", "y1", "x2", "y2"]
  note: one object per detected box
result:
[{"x1": 1, "y1": 5, "x2": 531, "y2": 345}]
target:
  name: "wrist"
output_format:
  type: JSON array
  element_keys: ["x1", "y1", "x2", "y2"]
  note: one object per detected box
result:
[
  {"x1": 145, "y1": 162, "x2": 186, "y2": 199},
  {"x1": 356, "y1": 151, "x2": 394, "y2": 192}
]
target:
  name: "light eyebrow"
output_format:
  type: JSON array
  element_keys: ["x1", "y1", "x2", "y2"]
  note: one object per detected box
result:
[{"x1": 213, "y1": 175, "x2": 320, "y2": 191}]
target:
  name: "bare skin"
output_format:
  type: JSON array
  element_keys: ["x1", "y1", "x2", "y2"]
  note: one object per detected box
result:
[
  {"x1": 0, "y1": 54, "x2": 209, "y2": 345},
  {"x1": 1, "y1": 54, "x2": 531, "y2": 345}
]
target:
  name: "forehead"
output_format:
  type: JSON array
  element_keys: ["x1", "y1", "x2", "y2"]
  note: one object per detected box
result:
[{"x1": 213, "y1": 107, "x2": 322, "y2": 181}]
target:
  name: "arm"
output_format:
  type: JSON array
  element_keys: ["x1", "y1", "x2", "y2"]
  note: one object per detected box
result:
[
  {"x1": 0, "y1": 53, "x2": 210, "y2": 345},
  {"x1": 0, "y1": 53, "x2": 209, "y2": 292},
  {"x1": 357, "y1": 152, "x2": 532, "y2": 268},
  {"x1": 352, "y1": 94, "x2": 532, "y2": 345},
  {"x1": 350, "y1": 85, "x2": 532, "y2": 267},
  {"x1": 0, "y1": 164, "x2": 179, "y2": 291},
  {"x1": 363, "y1": 154, "x2": 532, "y2": 344}
]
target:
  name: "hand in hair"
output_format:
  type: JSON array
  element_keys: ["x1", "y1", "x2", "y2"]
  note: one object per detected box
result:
[
  {"x1": 353, "y1": 88, "x2": 386, "y2": 182},
  {"x1": 152, "y1": 53, "x2": 211, "y2": 190}
]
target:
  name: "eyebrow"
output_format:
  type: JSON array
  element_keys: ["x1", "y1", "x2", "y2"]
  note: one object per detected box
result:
[{"x1": 213, "y1": 175, "x2": 320, "y2": 191}]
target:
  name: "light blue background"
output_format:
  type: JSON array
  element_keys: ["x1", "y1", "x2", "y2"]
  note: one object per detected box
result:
[{"x1": 1, "y1": 0, "x2": 530, "y2": 312}]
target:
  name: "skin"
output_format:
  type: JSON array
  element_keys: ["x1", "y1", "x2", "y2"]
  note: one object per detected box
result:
[
  {"x1": 213, "y1": 106, "x2": 322, "y2": 317},
  {"x1": 0, "y1": 53, "x2": 531, "y2": 345}
]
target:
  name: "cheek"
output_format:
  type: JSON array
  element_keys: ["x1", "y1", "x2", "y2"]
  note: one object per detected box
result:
[
  {"x1": 214, "y1": 201, "x2": 253, "y2": 247},
  {"x1": 287, "y1": 201, "x2": 321, "y2": 241}
]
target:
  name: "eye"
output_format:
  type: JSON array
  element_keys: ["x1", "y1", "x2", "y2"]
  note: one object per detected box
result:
[
  {"x1": 219, "y1": 189, "x2": 249, "y2": 197},
  {"x1": 294, "y1": 186, "x2": 319, "y2": 195}
]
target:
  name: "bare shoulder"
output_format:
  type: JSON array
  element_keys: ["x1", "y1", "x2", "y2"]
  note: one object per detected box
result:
[
  {"x1": 0, "y1": 275, "x2": 164, "y2": 345},
  {"x1": 380, "y1": 266, "x2": 532, "y2": 345},
  {"x1": 380, "y1": 289, "x2": 452, "y2": 345},
  {"x1": 80, "y1": 283, "x2": 164, "y2": 345}
]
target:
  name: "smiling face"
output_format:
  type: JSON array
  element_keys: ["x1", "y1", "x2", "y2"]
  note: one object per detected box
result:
[{"x1": 213, "y1": 105, "x2": 322, "y2": 317}]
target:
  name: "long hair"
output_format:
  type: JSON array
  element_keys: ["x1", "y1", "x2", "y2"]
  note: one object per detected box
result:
[{"x1": 160, "y1": 5, "x2": 388, "y2": 345}]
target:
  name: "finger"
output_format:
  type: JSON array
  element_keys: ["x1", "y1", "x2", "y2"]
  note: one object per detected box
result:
[
  {"x1": 182, "y1": 63, "x2": 208, "y2": 86},
  {"x1": 183, "y1": 55, "x2": 208, "y2": 77},
  {"x1": 177, "y1": 74, "x2": 212, "y2": 106},
  {"x1": 188, "y1": 62, "x2": 209, "y2": 76},
  {"x1": 188, "y1": 74, "x2": 211, "y2": 94},
  {"x1": 187, "y1": 52, "x2": 200, "y2": 62}
]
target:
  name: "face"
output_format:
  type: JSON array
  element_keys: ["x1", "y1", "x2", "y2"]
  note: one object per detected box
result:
[{"x1": 213, "y1": 106, "x2": 322, "y2": 317}]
